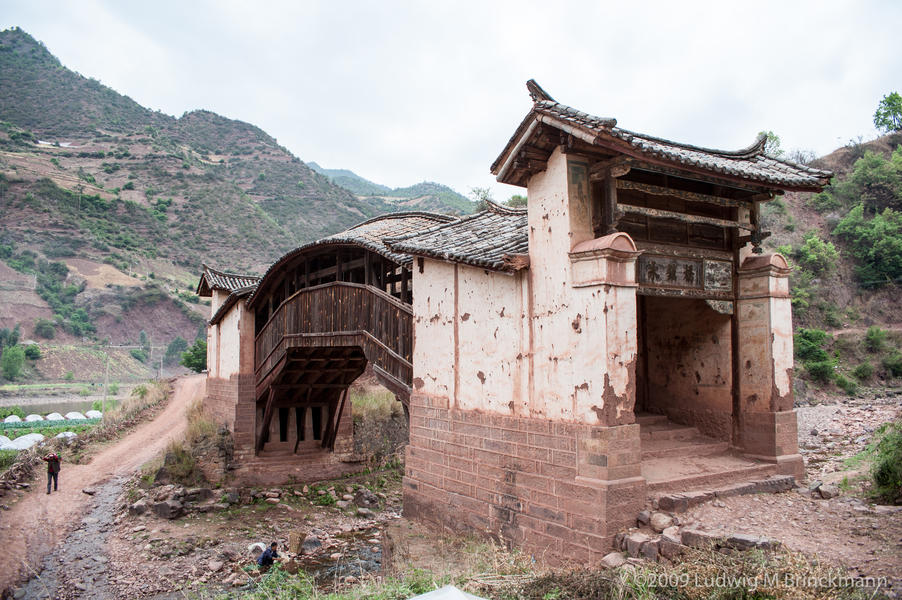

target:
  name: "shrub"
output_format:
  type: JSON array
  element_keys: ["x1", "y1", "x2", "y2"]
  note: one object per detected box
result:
[
  {"x1": 33, "y1": 318, "x2": 55, "y2": 339},
  {"x1": 0, "y1": 405, "x2": 25, "y2": 419},
  {"x1": 130, "y1": 348, "x2": 147, "y2": 363},
  {"x1": 870, "y1": 418, "x2": 902, "y2": 503},
  {"x1": 796, "y1": 232, "x2": 838, "y2": 275},
  {"x1": 852, "y1": 362, "x2": 874, "y2": 380},
  {"x1": 795, "y1": 328, "x2": 831, "y2": 362},
  {"x1": 835, "y1": 374, "x2": 858, "y2": 395},
  {"x1": 806, "y1": 361, "x2": 835, "y2": 383},
  {"x1": 884, "y1": 353, "x2": 902, "y2": 377},
  {"x1": 108, "y1": 382, "x2": 119, "y2": 395},
  {"x1": 64, "y1": 371, "x2": 74, "y2": 381},
  {"x1": 865, "y1": 326, "x2": 887, "y2": 352},
  {"x1": 834, "y1": 203, "x2": 902, "y2": 283},
  {"x1": 122, "y1": 181, "x2": 134, "y2": 190},
  {"x1": 23, "y1": 345, "x2": 40, "y2": 360}
]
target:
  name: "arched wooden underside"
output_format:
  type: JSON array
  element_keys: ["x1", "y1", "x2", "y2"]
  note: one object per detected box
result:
[{"x1": 253, "y1": 281, "x2": 413, "y2": 455}]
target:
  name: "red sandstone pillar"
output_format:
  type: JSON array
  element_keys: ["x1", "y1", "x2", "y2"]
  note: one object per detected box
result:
[{"x1": 736, "y1": 254, "x2": 804, "y2": 480}]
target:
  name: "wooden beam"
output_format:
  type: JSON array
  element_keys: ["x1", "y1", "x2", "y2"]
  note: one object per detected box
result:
[
  {"x1": 304, "y1": 258, "x2": 310, "y2": 288},
  {"x1": 401, "y1": 268, "x2": 409, "y2": 304},
  {"x1": 628, "y1": 161, "x2": 777, "y2": 196},
  {"x1": 272, "y1": 383, "x2": 353, "y2": 390},
  {"x1": 256, "y1": 388, "x2": 277, "y2": 455},
  {"x1": 325, "y1": 387, "x2": 348, "y2": 449},
  {"x1": 364, "y1": 251, "x2": 372, "y2": 286},
  {"x1": 615, "y1": 179, "x2": 753, "y2": 209},
  {"x1": 513, "y1": 159, "x2": 548, "y2": 172},
  {"x1": 620, "y1": 205, "x2": 754, "y2": 231},
  {"x1": 589, "y1": 156, "x2": 632, "y2": 181},
  {"x1": 519, "y1": 146, "x2": 552, "y2": 161}
]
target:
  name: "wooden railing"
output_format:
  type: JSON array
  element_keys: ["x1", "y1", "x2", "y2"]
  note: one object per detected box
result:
[{"x1": 255, "y1": 282, "x2": 413, "y2": 392}]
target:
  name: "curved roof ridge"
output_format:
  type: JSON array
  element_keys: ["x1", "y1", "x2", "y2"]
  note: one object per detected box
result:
[
  {"x1": 349, "y1": 211, "x2": 457, "y2": 230},
  {"x1": 486, "y1": 199, "x2": 527, "y2": 216}
]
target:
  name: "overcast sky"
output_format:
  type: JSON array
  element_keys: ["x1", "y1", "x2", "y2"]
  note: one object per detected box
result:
[{"x1": 1, "y1": 0, "x2": 900, "y2": 202}]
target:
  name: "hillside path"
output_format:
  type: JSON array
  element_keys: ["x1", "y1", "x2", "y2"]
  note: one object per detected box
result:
[{"x1": 0, "y1": 374, "x2": 205, "y2": 594}]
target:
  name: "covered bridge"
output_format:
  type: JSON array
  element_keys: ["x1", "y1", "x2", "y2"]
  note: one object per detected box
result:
[{"x1": 197, "y1": 212, "x2": 453, "y2": 481}]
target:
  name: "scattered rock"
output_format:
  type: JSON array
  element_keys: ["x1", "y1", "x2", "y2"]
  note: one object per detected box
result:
[
  {"x1": 661, "y1": 526, "x2": 681, "y2": 544},
  {"x1": 356, "y1": 507, "x2": 374, "y2": 518},
  {"x1": 650, "y1": 513, "x2": 673, "y2": 533},
  {"x1": 159, "y1": 566, "x2": 175, "y2": 577},
  {"x1": 208, "y1": 560, "x2": 224, "y2": 572},
  {"x1": 82, "y1": 488, "x2": 96, "y2": 496},
  {"x1": 636, "y1": 510, "x2": 651, "y2": 527},
  {"x1": 681, "y1": 528, "x2": 719, "y2": 549},
  {"x1": 152, "y1": 500, "x2": 185, "y2": 520},
  {"x1": 819, "y1": 484, "x2": 841, "y2": 499},
  {"x1": 600, "y1": 551, "x2": 626, "y2": 568},
  {"x1": 129, "y1": 500, "x2": 149, "y2": 517},
  {"x1": 626, "y1": 533, "x2": 649, "y2": 558},
  {"x1": 265, "y1": 498, "x2": 280, "y2": 505},
  {"x1": 354, "y1": 488, "x2": 380, "y2": 509}
]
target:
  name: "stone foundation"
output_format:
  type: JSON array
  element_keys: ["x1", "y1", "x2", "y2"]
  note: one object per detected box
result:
[
  {"x1": 739, "y1": 410, "x2": 805, "y2": 480},
  {"x1": 402, "y1": 394, "x2": 647, "y2": 564}
]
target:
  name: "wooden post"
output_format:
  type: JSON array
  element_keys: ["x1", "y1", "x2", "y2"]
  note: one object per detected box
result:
[
  {"x1": 337, "y1": 251, "x2": 344, "y2": 283},
  {"x1": 365, "y1": 252, "x2": 372, "y2": 286},
  {"x1": 326, "y1": 387, "x2": 348, "y2": 449},
  {"x1": 304, "y1": 258, "x2": 310, "y2": 288},
  {"x1": 604, "y1": 167, "x2": 619, "y2": 235},
  {"x1": 401, "y1": 268, "x2": 409, "y2": 304}
]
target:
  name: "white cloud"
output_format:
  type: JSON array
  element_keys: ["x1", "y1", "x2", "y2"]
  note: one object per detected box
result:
[{"x1": 1, "y1": 0, "x2": 900, "y2": 202}]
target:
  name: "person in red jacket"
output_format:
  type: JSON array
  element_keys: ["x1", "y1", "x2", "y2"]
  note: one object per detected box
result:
[{"x1": 42, "y1": 452, "x2": 61, "y2": 494}]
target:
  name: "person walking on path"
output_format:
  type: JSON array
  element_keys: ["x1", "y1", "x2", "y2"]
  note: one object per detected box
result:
[{"x1": 41, "y1": 452, "x2": 61, "y2": 494}]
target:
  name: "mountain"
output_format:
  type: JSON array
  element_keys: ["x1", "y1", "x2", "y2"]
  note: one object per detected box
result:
[
  {"x1": 307, "y1": 162, "x2": 475, "y2": 214},
  {"x1": 0, "y1": 27, "x2": 432, "y2": 362}
]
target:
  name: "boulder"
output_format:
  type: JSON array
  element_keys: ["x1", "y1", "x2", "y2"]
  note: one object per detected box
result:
[
  {"x1": 248, "y1": 542, "x2": 267, "y2": 556},
  {"x1": 188, "y1": 488, "x2": 215, "y2": 501},
  {"x1": 154, "y1": 466, "x2": 171, "y2": 485},
  {"x1": 641, "y1": 539, "x2": 659, "y2": 562},
  {"x1": 636, "y1": 510, "x2": 651, "y2": 527},
  {"x1": 819, "y1": 484, "x2": 841, "y2": 499},
  {"x1": 152, "y1": 500, "x2": 185, "y2": 520},
  {"x1": 600, "y1": 552, "x2": 626, "y2": 568},
  {"x1": 625, "y1": 533, "x2": 649, "y2": 558},
  {"x1": 650, "y1": 513, "x2": 673, "y2": 533},
  {"x1": 128, "y1": 500, "x2": 149, "y2": 517},
  {"x1": 282, "y1": 559, "x2": 299, "y2": 575},
  {"x1": 265, "y1": 498, "x2": 280, "y2": 505},
  {"x1": 661, "y1": 526, "x2": 681, "y2": 544},
  {"x1": 659, "y1": 540, "x2": 684, "y2": 560},
  {"x1": 353, "y1": 488, "x2": 380, "y2": 509},
  {"x1": 224, "y1": 492, "x2": 240, "y2": 504},
  {"x1": 681, "y1": 528, "x2": 719, "y2": 549},
  {"x1": 302, "y1": 535, "x2": 322, "y2": 555},
  {"x1": 725, "y1": 534, "x2": 776, "y2": 551},
  {"x1": 356, "y1": 507, "x2": 374, "y2": 518}
]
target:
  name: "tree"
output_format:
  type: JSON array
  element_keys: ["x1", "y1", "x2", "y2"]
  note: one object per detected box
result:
[
  {"x1": 1, "y1": 345, "x2": 26, "y2": 380},
  {"x1": 874, "y1": 92, "x2": 902, "y2": 134},
  {"x1": 24, "y1": 345, "x2": 41, "y2": 360},
  {"x1": 179, "y1": 340, "x2": 207, "y2": 373},
  {"x1": 758, "y1": 131, "x2": 784, "y2": 158},
  {"x1": 165, "y1": 336, "x2": 189, "y2": 365},
  {"x1": 468, "y1": 187, "x2": 494, "y2": 212},
  {"x1": 506, "y1": 194, "x2": 528, "y2": 207}
]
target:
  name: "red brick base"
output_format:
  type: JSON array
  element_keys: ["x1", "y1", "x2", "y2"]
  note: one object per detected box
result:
[
  {"x1": 402, "y1": 394, "x2": 647, "y2": 564},
  {"x1": 739, "y1": 410, "x2": 805, "y2": 480}
]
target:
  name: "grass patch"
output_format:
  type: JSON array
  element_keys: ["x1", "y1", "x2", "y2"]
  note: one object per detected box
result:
[
  {"x1": 0, "y1": 449, "x2": 17, "y2": 471},
  {"x1": 185, "y1": 397, "x2": 217, "y2": 445},
  {"x1": 351, "y1": 388, "x2": 403, "y2": 423}
]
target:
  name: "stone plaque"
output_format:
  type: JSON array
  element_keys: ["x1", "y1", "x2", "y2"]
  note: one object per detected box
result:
[
  {"x1": 704, "y1": 260, "x2": 732, "y2": 291},
  {"x1": 637, "y1": 256, "x2": 701, "y2": 288}
]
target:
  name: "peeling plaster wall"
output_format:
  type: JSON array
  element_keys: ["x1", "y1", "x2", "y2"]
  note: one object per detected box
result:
[
  {"x1": 411, "y1": 148, "x2": 638, "y2": 427},
  {"x1": 216, "y1": 304, "x2": 245, "y2": 379},
  {"x1": 644, "y1": 297, "x2": 732, "y2": 438}
]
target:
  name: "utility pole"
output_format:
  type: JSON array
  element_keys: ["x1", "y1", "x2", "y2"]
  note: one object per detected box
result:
[{"x1": 101, "y1": 351, "x2": 110, "y2": 420}]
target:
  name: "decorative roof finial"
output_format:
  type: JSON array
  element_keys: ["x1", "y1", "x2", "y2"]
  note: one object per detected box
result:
[{"x1": 526, "y1": 79, "x2": 554, "y2": 103}]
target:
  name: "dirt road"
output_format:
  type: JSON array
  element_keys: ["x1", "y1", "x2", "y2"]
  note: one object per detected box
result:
[{"x1": 0, "y1": 374, "x2": 205, "y2": 593}]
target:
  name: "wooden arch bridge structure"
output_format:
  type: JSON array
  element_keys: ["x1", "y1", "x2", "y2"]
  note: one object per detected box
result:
[{"x1": 242, "y1": 213, "x2": 453, "y2": 456}]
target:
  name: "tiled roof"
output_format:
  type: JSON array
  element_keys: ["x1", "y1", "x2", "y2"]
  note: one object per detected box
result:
[
  {"x1": 245, "y1": 212, "x2": 456, "y2": 309},
  {"x1": 209, "y1": 285, "x2": 256, "y2": 326},
  {"x1": 385, "y1": 202, "x2": 528, "y2": 272},
  {"x1": 492, "y1": 82, "x2": 833, "y2": 191},
  {"x1": 196, "y1": 264, "x2": 261, "y2": 297}
]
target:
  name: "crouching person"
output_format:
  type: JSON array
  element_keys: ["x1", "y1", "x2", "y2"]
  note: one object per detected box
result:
[{"x1": 257, "y1": 541, "x2": 279, "y2": 572}]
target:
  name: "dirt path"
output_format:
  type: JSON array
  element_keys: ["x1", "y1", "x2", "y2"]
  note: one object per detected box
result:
[{"x1": 0, "y1": 374, "x2": 205, "y2": 593}]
